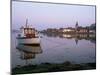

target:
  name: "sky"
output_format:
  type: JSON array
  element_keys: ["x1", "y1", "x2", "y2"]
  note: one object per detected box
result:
[{"x1": 12, "y1": 1, "x2": 96, "y2": 30}]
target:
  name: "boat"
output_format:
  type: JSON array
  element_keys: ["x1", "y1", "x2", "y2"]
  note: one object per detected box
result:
[{"x1": 17, "y1": 19, "x2": 40, "y2": 45}]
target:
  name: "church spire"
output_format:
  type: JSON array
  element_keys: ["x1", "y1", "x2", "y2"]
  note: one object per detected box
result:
[{"x1": 75, "y1": 21, "x2": 78, "y2": 29}]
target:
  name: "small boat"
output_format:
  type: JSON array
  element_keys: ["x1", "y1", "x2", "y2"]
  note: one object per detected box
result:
[{"x1": 17, "y1": 19, "x2": 40, "y2": 45}]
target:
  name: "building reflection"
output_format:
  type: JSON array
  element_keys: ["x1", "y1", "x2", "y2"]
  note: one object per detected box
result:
[
  {"x1": 42, "y1": 33, "x2": 96, "y2": 45},
  {"x1": 16, "y1": 44, "x2": 42, "y2": 65},
  {"x1": 75, "y1": 38, "x2": 78, "y2": 45},
  {"x1": 62, "y1": 33, "x2": 95, "y2": 44}
]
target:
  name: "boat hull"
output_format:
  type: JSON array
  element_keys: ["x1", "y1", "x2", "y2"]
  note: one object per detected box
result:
[{"x1": 17, "y1": 37, "x2": 40, "y2": 44}]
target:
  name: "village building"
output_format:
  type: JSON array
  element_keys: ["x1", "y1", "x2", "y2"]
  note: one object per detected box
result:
[{"x1": 75, "y1": 22, "x2": 89, "y2": 33}]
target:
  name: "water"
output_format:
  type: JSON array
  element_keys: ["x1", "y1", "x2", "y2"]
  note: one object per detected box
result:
[{"x1": 11, "y1": 32, "x2": 96, "y2": 68}]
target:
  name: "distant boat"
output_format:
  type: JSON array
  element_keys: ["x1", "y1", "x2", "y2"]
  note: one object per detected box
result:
[{"x1": 17, "y1": 19, "x2": 40, "y2": 45}]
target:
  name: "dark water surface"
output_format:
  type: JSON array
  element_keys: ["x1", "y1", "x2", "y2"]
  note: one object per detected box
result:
[{"x1": 11, "y1": 32, "x2": 96, "y2": 68}]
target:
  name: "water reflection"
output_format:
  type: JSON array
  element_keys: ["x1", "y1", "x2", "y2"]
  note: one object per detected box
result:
[
  {"x1": 42, "y1": 33, "x2": 96, "y2": 44},
  {"x1": 16, "y1": 44, "x2": 42, "y2": 65},
  {"x1": 75, "y1": 38, "x2": 78, "y2": 45}
]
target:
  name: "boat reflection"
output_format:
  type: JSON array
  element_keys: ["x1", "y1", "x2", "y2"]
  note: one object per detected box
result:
[{"x1": 16, "y1": 44, "x2": 42, "y2": 64}]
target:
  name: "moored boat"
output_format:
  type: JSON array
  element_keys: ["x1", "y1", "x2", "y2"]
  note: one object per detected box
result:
[{"x1": 17, "y1": 19, "x2": 40, "y2": 45}]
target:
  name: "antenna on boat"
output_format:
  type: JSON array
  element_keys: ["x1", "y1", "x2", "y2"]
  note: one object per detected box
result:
[{"x1": 26, "y1": 19, "x2": 28, "y2": 28}]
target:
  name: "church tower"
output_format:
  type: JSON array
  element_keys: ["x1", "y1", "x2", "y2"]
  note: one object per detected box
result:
[{"x1": 75, "y1": 21, "x2": 78, "y2": 29}]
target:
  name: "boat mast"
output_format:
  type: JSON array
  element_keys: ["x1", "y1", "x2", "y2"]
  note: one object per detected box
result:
[{"x1": 26, "y1": 19, "x2": 28, "y2": 28}]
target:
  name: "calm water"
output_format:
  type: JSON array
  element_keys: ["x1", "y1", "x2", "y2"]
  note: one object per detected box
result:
[{"x1": 11, "y1": 32, "x2": 96, "y2": 68}]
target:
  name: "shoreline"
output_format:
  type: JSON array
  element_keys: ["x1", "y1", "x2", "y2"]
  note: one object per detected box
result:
[{"x1": 12, "y1": 61, "x2": 96, "y2": 75}]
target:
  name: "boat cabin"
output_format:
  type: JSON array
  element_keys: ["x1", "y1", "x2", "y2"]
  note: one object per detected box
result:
[
  {"x1": 21, "y1": 27, "x2": 36, "y2": 38},
  {"x1": 20, "y1": 19, "x2": 38, "y2": 38}
]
